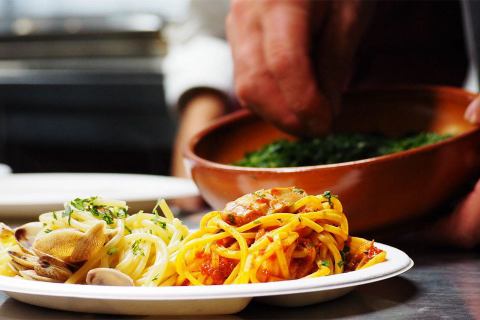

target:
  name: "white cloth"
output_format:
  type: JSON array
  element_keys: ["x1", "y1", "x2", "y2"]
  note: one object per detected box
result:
[{"x1": 162, "y1": 0, "x2": 232, "y2": 114}]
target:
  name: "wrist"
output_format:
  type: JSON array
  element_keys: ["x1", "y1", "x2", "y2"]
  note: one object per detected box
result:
[{"x1": 178, "y1": 87, "x2": 229, "y2": 114}]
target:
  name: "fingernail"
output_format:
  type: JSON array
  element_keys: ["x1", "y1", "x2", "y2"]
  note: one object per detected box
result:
[{"x1": 465, "y1": 96, "x2": 480, "y2": 124}]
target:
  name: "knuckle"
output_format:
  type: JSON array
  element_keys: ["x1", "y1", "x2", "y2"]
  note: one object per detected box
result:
[
  {"x1": 267, "y1": 51, "x2": 298, "y2": 80},
  {"x1": 235, "y1": 69, "x2": 270, "y2": 102},
  {"x1": 235, "y1": 77, "x2": 255, "y2": 102}
]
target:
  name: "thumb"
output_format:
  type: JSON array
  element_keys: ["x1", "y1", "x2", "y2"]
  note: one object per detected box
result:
[{"x1": 465, "y1": 95, "x2": 480, "y2": 124}]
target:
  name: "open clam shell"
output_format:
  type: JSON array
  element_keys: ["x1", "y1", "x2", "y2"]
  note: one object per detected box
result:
[
  {"x1": 34, "y1": 255, "x2": 72, "y2": 282},
  {"x1": 33, "y1": 222, "x2": 107, "y2": 264},
  {"x1": 14, "y1": 222, "x2": 43, "y2": 253}
]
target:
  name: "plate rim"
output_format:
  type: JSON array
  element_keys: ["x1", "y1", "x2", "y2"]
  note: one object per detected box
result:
[
  {"x1": 0, "y1": 173, "x2": 199, "y2": 206},
  {"x1": 0, "y1": 243, "x2": 413, "y2": 301}
]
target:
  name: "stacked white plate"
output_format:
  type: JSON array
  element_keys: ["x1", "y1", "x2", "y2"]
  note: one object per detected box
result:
[{"x1": 0, "y1": 173, "x2": 199, "y2": 217}]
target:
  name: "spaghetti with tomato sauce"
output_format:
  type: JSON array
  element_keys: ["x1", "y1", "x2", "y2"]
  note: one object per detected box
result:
[{"x1": 175, "y1": 187, "x2": 386, "y2": 285}]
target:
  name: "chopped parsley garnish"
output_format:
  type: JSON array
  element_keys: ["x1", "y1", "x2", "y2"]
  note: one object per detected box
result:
[
  {"x1": 125, "y1": 225, "x2": 132, "y2": 234},
  {"x1": 69, "y1": 198, "x2": 86, "y2": 210},
  {"x1": 107, "y1": 247, "x2": 118, "y2": 255},
  {"x1": 64, "y1": 197, "x2": 128, "y2": 225},
  {"x1": 234, "y1": 132, "x2": 452, "y2": 168},
  {"x1": 92, "y1": 206, "x2": 114, "y2": 225},
  {"x1": 152, "y1": 215, "x2": 167, "y2": 229},
  {"x1": 293, "y1": 188, "x2": 304, "y2": 195},
  {"x1": 131, "y1": 239, "x2": 145, "y2": 256},
  {"x1": 321, "y1": 260, "x2": 330, "y2": 267},
  {"x1": 338, "y1": 245, "x2": 349, "y2": 268},
  {"x1": 44, "y1": 229, "x2": 53, "y2": 234},
  {"x1": 117, "y1": 209, "x2": 127, "y2": 219},
  {"x1": 322, "y1": 191, "x2": 338, "y2": 207},
  {"x1": 63, "y1": 206, "x2": 73, "y2": 225},
  {"x1": 323, "y1": 191, "x2": 333, "y2": 206},
  {"x1": 254, "y1": 191, "x2": 266, "y2": 198},
  {"x1": 152, "y1": 274, "x2": 160, "y2": 281},
  {"x1": 52, "y1": 211, "x2": 58, "y2": 220}
]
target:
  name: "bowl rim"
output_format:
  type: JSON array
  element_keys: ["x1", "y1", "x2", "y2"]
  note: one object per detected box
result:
[{"x1": 185, "y1": 85, "x2": 480, "y2": 173}]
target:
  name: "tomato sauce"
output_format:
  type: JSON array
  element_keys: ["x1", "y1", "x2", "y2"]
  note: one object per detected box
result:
[
  {"x1": 367, "y1": 244, "x2": 383, "y2": 259},
  {"x1": 200, "y1": 255, "x2": 237, "y2": 285},
  {"x1": 216, "y1": 237, "x2": 235, "y2": 248}
]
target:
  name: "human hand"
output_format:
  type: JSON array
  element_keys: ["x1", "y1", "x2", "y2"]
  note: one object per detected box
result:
[
  {"x1": 430, "y1": 96, "x2": 480, "y2": 248},
  {"x1": 226, "y1": 0, "x2": 374, "y2": 136}
]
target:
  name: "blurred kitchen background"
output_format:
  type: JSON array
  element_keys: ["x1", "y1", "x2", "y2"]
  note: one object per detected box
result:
[
  {"x1": 0, "y1": 0, "x2": 189, "y2": 174},
  {"x1": 0, "y1": 0, "x2": 478, "y2": 176}
]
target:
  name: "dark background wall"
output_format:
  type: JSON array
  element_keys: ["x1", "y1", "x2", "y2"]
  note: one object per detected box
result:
[{"x1": 0, "y1": 71, "x2": 174, "y2": 174}]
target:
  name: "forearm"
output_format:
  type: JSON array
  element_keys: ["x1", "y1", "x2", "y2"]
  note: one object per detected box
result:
[{"x1": 172, "y1": 90, "x2": 228, "y2": 178}]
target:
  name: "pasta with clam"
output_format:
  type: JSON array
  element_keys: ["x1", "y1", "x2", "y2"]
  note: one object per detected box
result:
[{"x1": 4, "y1": 197, "x2": 188, "y2": 286}]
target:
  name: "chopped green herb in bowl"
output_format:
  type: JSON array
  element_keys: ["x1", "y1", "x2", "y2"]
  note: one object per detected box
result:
[{"x1": 234, "y1": 132, "x2": 452, "y2": 168}]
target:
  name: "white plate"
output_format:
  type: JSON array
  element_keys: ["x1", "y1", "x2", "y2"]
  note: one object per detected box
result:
[
  {"x1": 0, "y1": 243, "x2": 413, "y2": 316},
  {"x1": 0, "y1": 173, "x2": 199, "y2": 218}
]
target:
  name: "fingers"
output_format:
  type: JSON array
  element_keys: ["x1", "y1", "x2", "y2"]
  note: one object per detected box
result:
[
  {"x1": 313, "y1": 1, "x2": 376, "y2": 113},
  {"x1": 227, "y1": 0, "x2": 374, "y2": 136},
  {"x1": 465, "y1": 95, "x2": 480, "y2": 124},
  {"x1": 431, "y1": 180, "x2": 480, "y2": 248},
  {"x1": 227, "y1": 0, "x2": 332, "y2": 136},
  {"x1": 260, "y1": 0, "x2": 332, "y2": 135},
  {"x1": 227, "y1": 0, "x2": 302, "y2": 133}
]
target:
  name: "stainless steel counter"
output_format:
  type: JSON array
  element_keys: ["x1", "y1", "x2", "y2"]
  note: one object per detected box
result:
[{"x1": 240, "y1": 249, "x2": 480, "y2": 320}]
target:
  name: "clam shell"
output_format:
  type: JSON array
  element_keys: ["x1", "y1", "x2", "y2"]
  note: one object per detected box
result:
[
  {"x1": 19, "y1": 269, "x2": 62, "y2": 283},
  {"x1": 33, "y1": 222, "x2": 107, "y2": 263},
  {"x1": 8, "y1": 250, "x2": 38, "y2": 269},
  {"x1": 34, "y1": 255, "x2": 72, "y2": 282},
  {"x1": 14, "y1": 222, "x2": 43, "y2": 252}
]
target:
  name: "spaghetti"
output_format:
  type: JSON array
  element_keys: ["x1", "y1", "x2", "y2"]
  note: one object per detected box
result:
[
  {"x1": 175, "y1": 187, "x2": 386, "y2": 285},
  {"x1": 35, "y1": 197, "x2": 189, "y2": 286},
  {"x1": 0, "y1": 188, "x2": 386, "y2": 286}
]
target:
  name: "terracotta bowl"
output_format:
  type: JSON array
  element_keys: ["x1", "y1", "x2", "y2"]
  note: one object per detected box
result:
[{"x1": 185, "y1": 86, "x2": 480, "y2": 232}]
